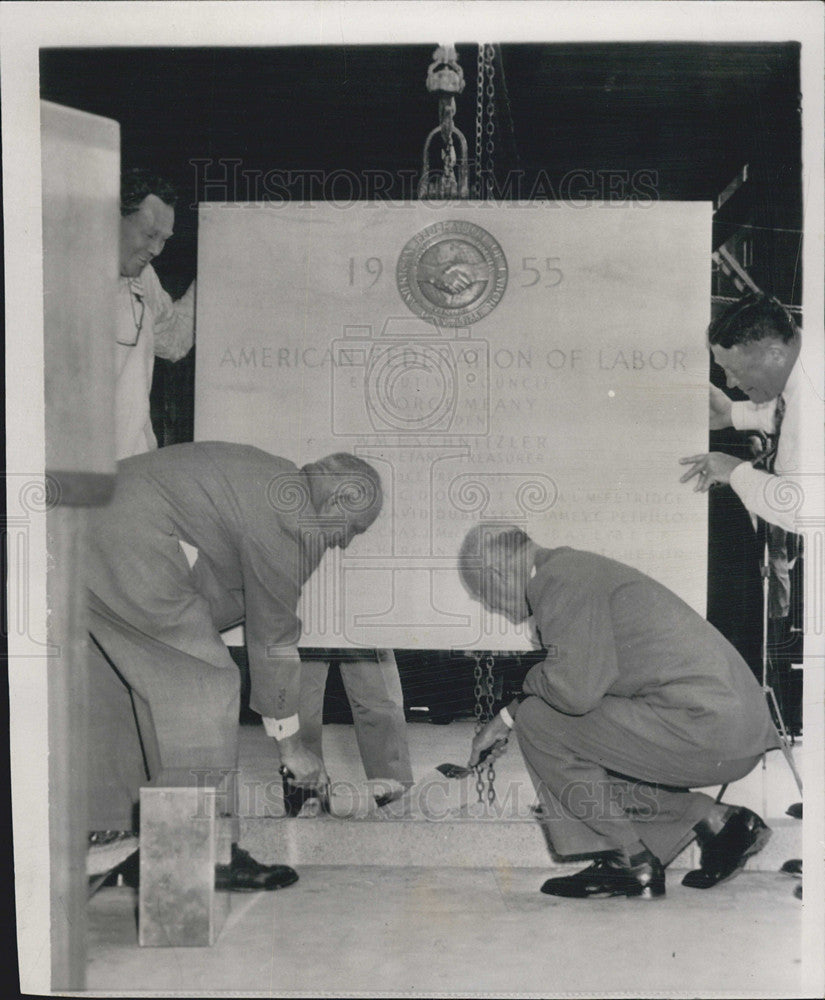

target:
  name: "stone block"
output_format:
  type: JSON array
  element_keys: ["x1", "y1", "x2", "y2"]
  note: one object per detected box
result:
[{"x1": 138, "y1": 784, "x2": 230, "y2": 947}]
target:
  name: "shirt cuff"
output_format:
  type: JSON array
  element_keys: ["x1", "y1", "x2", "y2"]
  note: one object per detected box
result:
[
  {"x1": 263, "y1": 714, "x2": 300, "y2": 741},
  {"x1": 730, "y1": 400, "x2": 749, "y2": 431},
  {"x1": 728, "y1": 459, "x2": 759, "y2": 503},
  {"x1": 499, "y1": 706, "x2": 516, "y2": 729}
]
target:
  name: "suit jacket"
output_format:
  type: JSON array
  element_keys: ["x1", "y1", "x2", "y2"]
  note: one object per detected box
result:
[
  {"x1": 523, "y1": 547, "x2": 780, "y2": 760},
  {"x1": 86, "y1": 442, "x2": 325, "y2": 715}
]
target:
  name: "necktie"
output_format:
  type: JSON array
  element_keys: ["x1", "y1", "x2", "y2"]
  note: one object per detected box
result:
[{"x1": 752, "y1": 394, "x2": 785, "y2": 472}]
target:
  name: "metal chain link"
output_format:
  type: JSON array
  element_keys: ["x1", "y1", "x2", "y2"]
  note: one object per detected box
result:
[
  {"x1": 474, "y1": 45, "x2": 485, "y2": 197},
  {"x1": 471, "y1": 651, "x2": 485, "y2": 802},
  {"x1": 470, "y1": 651, "x2": 498, "y2": 804},
  {"x1": 438, "y1": 96, "x2": 459, "y2": 199},
  {"x1": 484, "y1": 653, "x2": 497, "y2": 803},
  {"x1": 483, "y1": 44, "x2": 496, "y2": 199}
]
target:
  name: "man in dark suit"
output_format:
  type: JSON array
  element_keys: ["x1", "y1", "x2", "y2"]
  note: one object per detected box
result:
[
  {"x1": 458, "y1": 524, "x2": 780, "y2": 900},
  {"x1": 87, "y1": 442, "x2": 382, "y2": 890}
]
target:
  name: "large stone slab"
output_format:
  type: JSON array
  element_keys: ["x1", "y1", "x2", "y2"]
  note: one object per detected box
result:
[{"x1": 195, "y1": 200, "x2": 712, "y2": 649}]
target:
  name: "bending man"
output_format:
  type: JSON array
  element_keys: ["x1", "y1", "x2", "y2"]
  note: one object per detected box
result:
[
  {"x1": 88, "y1": 442, "x2": 382, "y2": 890},
  {"x1": 458, "y1": 524, "x2": 780, "y2": 900}
]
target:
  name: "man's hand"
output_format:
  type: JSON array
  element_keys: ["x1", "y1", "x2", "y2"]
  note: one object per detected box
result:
[
  {"x1": 709, "y1": 385, "x2": 733, "y2": 430},
  {"x1": 468, "y1": 713, "x2": 511, "y2": 768},
  {"x1": 679, "y1": 451, "x2": 745, "y2": 492},
  {"x1": 278, "y1": 733, "x2": 329, "y2": 788}
]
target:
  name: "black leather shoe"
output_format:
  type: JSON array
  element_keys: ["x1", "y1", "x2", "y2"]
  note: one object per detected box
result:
[
  {"x1": 115, "y1": 844, "x2": 298, "y2": 893},
  {"x1": 540, "y1": 849, "x2": 665, "y2": 900},
  {"x1": 780, "y1": 858, "x2": 802, "y2": 877},
  {"x1": 682, "y1": 807, "x2": 771, "y2": 889},
  {"x1": 216, "y1": 844, "x2": 299, "y2": 892}
]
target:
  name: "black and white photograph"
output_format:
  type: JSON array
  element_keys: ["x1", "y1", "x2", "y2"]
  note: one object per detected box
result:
[{"x1": 3, "y1": 2, "x2": 824, "y2": 996}]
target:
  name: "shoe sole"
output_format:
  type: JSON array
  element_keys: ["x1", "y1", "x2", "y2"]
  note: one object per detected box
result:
[
  {"x1": 543, "y1": 888, "x2": 666, "y2": 900},
  {"x1": 717, "y1": 823, "x2": 773, "y2": 886},
  {"x1": 227, "y1": 872, "x2": 300, "y2": 893},
  {"x1": 542, "y1": 880, "x2": 666, "y2": 900},
  {"x1": 683, "y1": 824, "x2": 773, "y2": 889},
  {"x1": 87, "y1": 839, "x2": 139, "y2": 877}
]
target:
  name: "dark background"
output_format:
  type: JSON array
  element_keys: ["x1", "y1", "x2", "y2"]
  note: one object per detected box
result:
[{"x1": 40, "y1": 43, "x2": 803, "y2": 726}]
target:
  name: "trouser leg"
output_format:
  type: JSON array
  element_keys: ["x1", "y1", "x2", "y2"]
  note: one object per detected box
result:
[
  {"x1": 515, "y1": 695, "x2": 761, "y2": 865},
  {"x1": 297, "y1": 658, "x2": 331, "y2": 762},
  {"x1": 340, "y1": 650, "x2": 413, "y2": 785},
  {"x1": 88, "y1": 604, "x2": 241, "y2": 840},
  {"x1": 87, "y1": 637, "x2": 147, "y2": 831}
]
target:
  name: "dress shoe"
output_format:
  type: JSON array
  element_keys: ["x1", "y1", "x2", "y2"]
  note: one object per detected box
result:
[
  {"x1": 794, "y1": 883, "x2": 802, "y2": 900},
  {"x1": 540, "y1": 849, "x2": 665, "y2": 900},
  {"x1": 373, "y1": 780, "x2": 411, "y2": 808},
  {"x1": 786, "y1": 802, "x2": 802, "y2": 820},
  {"x1": 780, "y1": 858, "x2": 802, "y2": 877},
  {"x1": 87, "y1": 830, "x2": 139, "y2": 876},
  {"x1": 682, "y1": 806, "x2": 771, "y2": 889},
  {"x1": 216, "y1": 844, "x2": 298, "y2": 892},
  {"x1": 111, "y1": 843, "x2": 298, "y2": 893}
]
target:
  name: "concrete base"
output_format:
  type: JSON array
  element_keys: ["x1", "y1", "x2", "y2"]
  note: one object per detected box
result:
[
  {"x1": 238, "y1": 720, "x2": 802, "y2": 871},
  {"x1": 240, "y1": 813, "x2": 800, "y2": 872},
  {"x1": 85, "y1": 720, "x2": 805, "y2": 993},
  {"x1": 87, "y1": 866, "x2": 803, "y2": 995}
]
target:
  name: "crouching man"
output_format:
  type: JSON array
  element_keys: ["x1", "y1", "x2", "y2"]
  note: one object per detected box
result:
[{"x1": 458, "y1": 524, "x2": 780, "y2": 899}]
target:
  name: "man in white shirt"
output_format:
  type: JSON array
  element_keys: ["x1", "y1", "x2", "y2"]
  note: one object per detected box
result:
[
  {"x1": 678, "y1": 293, "x2": 814, "y2": 531},
  {"x1": 116, "y1": 168, "x2": 195, "y2": 458},
  {"x1": 679, "y1": 292, "x2": 816, "y2": 898}
]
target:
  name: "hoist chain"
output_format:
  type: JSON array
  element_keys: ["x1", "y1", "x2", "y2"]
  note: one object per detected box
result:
[
  {"x1": 471, "y1": 651, "x2": 486, "y2": 802},
  {"x1": 483, "y1": 653, "x2": 497, "y2": 804},
  {"x1": 483, "y1": 44, "x2": 496, "y2": 198},
  {"x1": 438, "y1": 96, "x2": 459, "y2": 199},
  {"x1": 471, "y1": 650, "x2": 497, "y2": 804},
  {"x1": 474, "y1": 46, "x2": 484, "y2": 197}
]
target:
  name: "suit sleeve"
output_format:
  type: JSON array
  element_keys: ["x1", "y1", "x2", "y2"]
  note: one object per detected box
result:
[
  {"x1": 522, "y1": 578, "x2": 619, "y2": 715},
  {"x1": 240, "y1": 535, "x2": 304, "y2": 719}
]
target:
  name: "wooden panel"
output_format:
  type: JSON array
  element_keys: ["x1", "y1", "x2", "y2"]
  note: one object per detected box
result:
[
  {"x1": 196, "y1": 201, "x2": 711, "y2": 649},
  {"x1": 41, "y1": 100, "x2": 120, "y2": 991},
  {"x1": 46, "y1": 507, "x2": 90, "y2": 988},
  {"x1": 41, "y1": 100, "x2": 119, "y2": 500}
]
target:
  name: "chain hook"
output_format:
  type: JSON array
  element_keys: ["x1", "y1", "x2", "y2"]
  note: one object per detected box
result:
[{"x1": 419, "y1": 44, "x2": 470, "y2": 199}]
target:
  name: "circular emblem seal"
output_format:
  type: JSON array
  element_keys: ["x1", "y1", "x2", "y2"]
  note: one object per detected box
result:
[{"x1": 396, "y1": 220, "x2": 508, "y2": 326}]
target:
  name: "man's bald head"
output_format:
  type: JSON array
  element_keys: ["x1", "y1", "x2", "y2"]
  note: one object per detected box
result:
[
  {"x1": 458, "y1": 523, "x2": 537, "y2": 623},
  {"x1": 302, "y1": 453, "x2": 383, "y2": 546}
]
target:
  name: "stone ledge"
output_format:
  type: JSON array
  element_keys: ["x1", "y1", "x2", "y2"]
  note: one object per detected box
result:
[{"x1": 240, "y1": 814, "x2": 800, "y2": 872}]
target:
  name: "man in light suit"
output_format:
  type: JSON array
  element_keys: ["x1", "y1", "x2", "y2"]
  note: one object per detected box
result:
[
  {"x1": 88, "y1": 442, "x2": 383, "y2": 890},
  {"x1": 458, "y1": 524, "x2": 780, "y2": 899}
]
